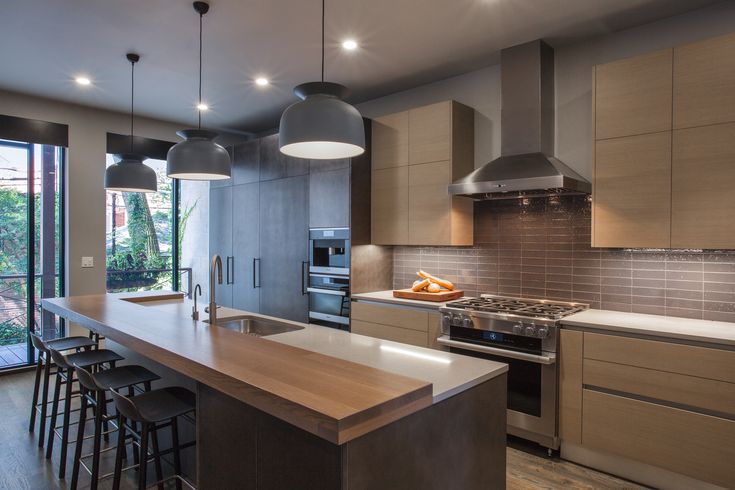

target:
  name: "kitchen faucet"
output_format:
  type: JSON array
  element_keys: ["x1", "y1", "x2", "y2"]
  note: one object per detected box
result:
[
  {"x1": 191, "y1": 284, "x2": 202, "y2": 320},
  {"x1": 207, "y1": 255, "x2": 223, "y2": 325}
]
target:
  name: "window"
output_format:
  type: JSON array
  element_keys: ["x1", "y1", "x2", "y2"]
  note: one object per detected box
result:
[{"x1": 0, "y1": 139, "x2": 64, "y2": 369}]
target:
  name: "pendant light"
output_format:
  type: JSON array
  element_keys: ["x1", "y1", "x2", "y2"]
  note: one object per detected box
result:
[
  {"x1": 278, "y1": 0, "x2": 365, "y2": 160},
  {"x1": 167, "y1": 1, "x2": 231, "y2": 180},
  {"x1": 105, "y1": 53, "x2": 157, "y2": 193}
]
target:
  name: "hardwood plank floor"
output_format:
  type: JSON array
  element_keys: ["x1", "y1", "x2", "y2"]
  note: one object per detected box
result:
[{"x1": 1, "y1": 370, "x2": 648, "y2": 489}]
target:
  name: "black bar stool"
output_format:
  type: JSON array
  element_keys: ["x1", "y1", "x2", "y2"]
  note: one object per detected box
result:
[
  {"x1": 29, "y1": 332, "x2": 97, "y2": 449},
  {"x1": 70, "y1": 364, "x2": 161, "y2": 490},
  {"x1": 46, "y1": 346, "x2": 124, "y2": 479},
  {"x1": 110, "y1": 386, "x2": 197, "y2": 490}
]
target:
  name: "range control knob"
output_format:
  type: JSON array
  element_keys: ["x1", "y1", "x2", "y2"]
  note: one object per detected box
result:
[
  {"x1": 537, "y1": 327, "x2": 549, "y2": 338},
  {"x1": 524, "y1": 325, "x2": 537, "y2": 337},
  {"x1": 452, "y1": 313, "x2": 464, "y2": 326},
  {"x1": 512, "y1": 324, "x2": 524, "y2": 335},
  {"x1": 441, "y1": 314, "x2": 451, "y2": 332},
  {"x1": 462, "y1": 316, "x2": 473, "y2": 329}
]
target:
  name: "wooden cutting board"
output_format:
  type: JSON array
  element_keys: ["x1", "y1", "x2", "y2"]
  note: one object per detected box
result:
[{"x1": 392, "y1": 289, "x2": 464, "y2": 302}]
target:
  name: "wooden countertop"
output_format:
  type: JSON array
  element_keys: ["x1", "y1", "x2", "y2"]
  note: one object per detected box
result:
[{"x1": 42, "y1": 292, "x2": 432, "y2": 445}]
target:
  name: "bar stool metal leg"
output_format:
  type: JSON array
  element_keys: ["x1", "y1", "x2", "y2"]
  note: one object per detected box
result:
[
  {"x1": 138, "y1": 424, "x2": 149, "y2": 490},
  {"x1": 112, "y1": 415, "x2": 127, "y2": 490},
  {"x1": 38, "y1": 358, "x2": 52, "y2": 448},
  {"x1": 70, "y1": 385, "x2": 89, "y2": 490},
  {"x1": 172, "y1": 417, "x2": 183, "y2": 490},
  {"x1": 58, "y1": 366, "x2": 75, "y2": 478},
  {"x1": 29, "y1": 354, "x2": 43, "y2": 432},
  {"x1": 45, "y1": 368, "x2": 63, "y2": 460}
]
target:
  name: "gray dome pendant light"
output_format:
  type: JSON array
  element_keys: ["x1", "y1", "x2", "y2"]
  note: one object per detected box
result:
[
  {"x1": 278, "y1": 0, "x2": 365, "y2": 160},
  {"x1": 167, "y1": 1, "x2": 231, "y2": 181},
  {"x1": 105, "y1": 53, "x2": 157, "y2": 193}
]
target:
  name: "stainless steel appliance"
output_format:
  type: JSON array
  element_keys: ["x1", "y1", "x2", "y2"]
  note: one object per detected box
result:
[
  {"x1": 438, "y1": 295, "x2": 587, "y2": 450},
  {"x1": 308, "y1": 228, "x2": 351, "y2": 330},
  {"x1": 309, "y1": 228, "x2": 350, "y2": 275}
]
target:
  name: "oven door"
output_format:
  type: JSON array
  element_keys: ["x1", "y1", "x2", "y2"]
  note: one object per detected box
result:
[
  {"x1": 307, "y1": 274, "x2": 350, "y2": 330},
  {"x1": 437, "y1": 336, "x2": 558, "y2": 448}
]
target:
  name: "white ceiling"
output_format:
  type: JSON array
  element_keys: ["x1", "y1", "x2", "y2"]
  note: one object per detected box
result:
[{"x1": 2, "y1": 0, "x2": 718, "y2": 133}]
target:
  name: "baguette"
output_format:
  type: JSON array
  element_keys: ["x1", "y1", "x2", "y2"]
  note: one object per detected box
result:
[
  {"x1": 412, "y1": 278, "x2": 431, "y2": 292},
  {"x1": 427, "y1": 282, "x2": 441, "y2": 293},
  {"x1": 417, "y1": 270, "x2": 455, "y2": 291}
]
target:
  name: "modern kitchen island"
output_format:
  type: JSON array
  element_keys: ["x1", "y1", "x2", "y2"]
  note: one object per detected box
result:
[{"x1": 42, "y1": 291, "x2": 508, "y2": 489}]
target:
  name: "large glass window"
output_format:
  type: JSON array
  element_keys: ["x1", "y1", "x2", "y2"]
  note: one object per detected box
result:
[{"x1": 0, "y1": 139, "x2": 64, "y2": 369}]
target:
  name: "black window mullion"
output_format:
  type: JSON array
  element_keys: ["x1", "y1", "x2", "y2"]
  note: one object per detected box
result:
[
  {"x1": 26, "y1": 142, "x2": 35, "y2": 364},
  {"x1": 172, "y1": 179, "x2": 180, "y2": 292}
]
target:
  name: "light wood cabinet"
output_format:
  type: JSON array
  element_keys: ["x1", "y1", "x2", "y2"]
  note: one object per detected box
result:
[
  {"x1": 559, "y1": 330, "x2": 583, "y2": 445},
  {"x1": 674, "y1": 32, "x2": 735, "y2": 129},
  {"x1": 671, "y1": 123, "x2": 735, "y2": 249},
  {"x1": 594, "y1": 49, "x2": 672, "y2": 140},
  {"x1": 371, "y1": 167, "x2": 409, "y2": 245},
  {"x1": 582, "y1": 390, "x2": 735, "y2": 489},
  {"x1": 592, "y1": 132, "x2": 671, "y2": 248},
  {"x1": 371, "y1": 111, "x2": 409, "y2": 170},
  {"x1": 351, "y1": 301, "x2": 443, "y2": 349},
  {"x1": 371, "y1": 100, "x2": 474, "y2": 245}
]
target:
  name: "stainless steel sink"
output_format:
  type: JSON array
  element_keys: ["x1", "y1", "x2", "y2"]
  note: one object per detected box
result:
[{"x1": 205, "y1": 315, "x2": 304, "y2": 337}]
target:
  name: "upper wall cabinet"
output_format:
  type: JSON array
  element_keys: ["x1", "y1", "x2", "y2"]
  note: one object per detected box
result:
[
  {"x1": 594, "y1": 49, "x2": 672, "y2": 140},
  {"x1": 593, "y1": 32, "x2": 735, "y2": 249},
  {"x1": 674, "y1": 32, "x2": 735, "y2": 129},
  {"x1": 371, "y1": 100, "x2": 474, "y2": 246}
]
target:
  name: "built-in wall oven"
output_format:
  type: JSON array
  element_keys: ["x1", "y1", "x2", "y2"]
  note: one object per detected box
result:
[
  {"x1": 438, "y1": 295, "x2": 587, "y2": 451},
  {"x1": 308, "y1": 228, "x2": 351, "y2": 330}
]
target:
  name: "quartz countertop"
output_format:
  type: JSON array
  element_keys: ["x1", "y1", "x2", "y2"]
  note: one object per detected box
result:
[
  {"x1": 352, "y1": 290, "x2": 463, "y2": 310},
  {"x1": 563, "y1": 309, "x2": 735, "y2": 347}
]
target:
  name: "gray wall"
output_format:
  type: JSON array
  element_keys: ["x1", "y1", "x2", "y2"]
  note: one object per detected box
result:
[{"x1": 357, "y1": 1, "x2": 735, "y2": 181}]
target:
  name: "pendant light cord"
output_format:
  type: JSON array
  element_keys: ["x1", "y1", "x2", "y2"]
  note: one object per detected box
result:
[
  {"x1": 198, "y1": 10, "x2": 203, "y2": 129},
  {"x1": 130, "y1": 57, "x2": 135, "y2": 153},
  {"x1": 321, "y1": 0, "x2": 325, "y2": 82}
]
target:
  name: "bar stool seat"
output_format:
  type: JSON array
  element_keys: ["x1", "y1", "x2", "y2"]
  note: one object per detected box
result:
[
  {"x1": 92, "y1": 365, "x2": 160, "y2": 391},
  {"x1": 65, "y1": 349, "x2": 124, "y2": 369},
  {"x1": 46, "y1": 336, "x2": 97, "y2": 352},
  {"x1": 125, "y1": 387, "x2": 196, "y2": 423}
]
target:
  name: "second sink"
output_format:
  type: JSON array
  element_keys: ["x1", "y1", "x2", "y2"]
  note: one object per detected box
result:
[{"x1": 206, "y1": 315, "x2": 304, "y2": 337}]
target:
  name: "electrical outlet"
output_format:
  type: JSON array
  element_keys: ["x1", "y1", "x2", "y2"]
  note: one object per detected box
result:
[{"x1": 81, "y1": 257, "x2": 94, "y2": 268}]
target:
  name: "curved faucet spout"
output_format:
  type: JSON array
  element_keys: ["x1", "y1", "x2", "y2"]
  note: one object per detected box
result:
[{"x1": 209, "y1": 255, "x2": 224, "y2": 325}]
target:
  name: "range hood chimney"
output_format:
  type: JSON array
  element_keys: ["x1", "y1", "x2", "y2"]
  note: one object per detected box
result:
[{"x1": 449, "y1": 40, "x2": 590, "y2": 200}]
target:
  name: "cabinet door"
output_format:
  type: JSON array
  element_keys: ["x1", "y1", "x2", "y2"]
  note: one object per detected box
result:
[
  {"x1": 258, "y1": 175, "x2": 309, "y2": 322},
  {"x1": 232, "y1": 140, "x2": 260, "y2": 185},
  {"x1": 351, "y1": 320, "x2": 428, "y2": 347},
  {"x1": 409, "y1": 102, "x2": 451, "y2": 165},
  {"x1": 408, "y1": 161, "x2": 452, "y2": 245},
  {"x1": 231, "y1": 183, "x2": 260, "y2": 312},
  {"x1": 371, "y1": 167, "x2": 408, "y2": 245},
  {"x1": 210, "y1": 147, "x2": 234, "y2": 189},
  {"x1": 672, "y1": 123, "x2": 735, "y2": 248},
  {"x1": 593, "y1": 132, "x2": 671, "y2": 248},
  {"x1": 674, "y1": 32, "x2": 735, "y2": 129},
  {"x1": 259, "y1": 134, "x2": 309, "y2": 181},
  {"x1": 559, "y1": 330, "x2": 583, "y2": 444},
  {"x1": 594, "y1": 49, "x2": 672, "y2": 140},
  {"x1": 208, "y1": 186, "x2": 233, "y2": 307},
  {"x1": 309, "y1": 168, "x2": 350, "y2": 229},
  {"x1": 372, "y1": 111, "x2": 409, "y2": 170}
]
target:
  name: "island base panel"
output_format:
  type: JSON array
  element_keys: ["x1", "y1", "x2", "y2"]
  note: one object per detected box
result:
[{"x1": 197, "y1": 374, "x2": 506, "y2": 489}]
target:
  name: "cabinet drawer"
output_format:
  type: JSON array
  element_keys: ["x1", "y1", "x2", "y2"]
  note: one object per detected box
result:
[
  {"x1": 351, "y1": 319, "x2": 428, "y2": 348},
  {"x1": 584, "y1": 332, "x2": 735, "y2": 384},
  {"x1": 351, "y1": 302, "x2": 429, "y2": 332},
  {"x1": 584, "y1": 358, "x2": 735, "y2": 417},
  {"x1": 582, "y1": 390, "x2": 735, "y2": 488}
]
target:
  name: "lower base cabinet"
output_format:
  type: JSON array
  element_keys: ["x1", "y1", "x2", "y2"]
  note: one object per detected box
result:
[{"x1": 351, "y1": 301, "x2": 442, "y2": 349}]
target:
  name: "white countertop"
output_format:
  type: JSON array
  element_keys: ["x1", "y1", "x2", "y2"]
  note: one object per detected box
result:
[
  {"x1": 352, "y1": 290, "x2": 459, "y2": 310},
  {"x1": 563, "y1": 309, "x2": 735, "y2": 347},
  {"x1": 142, "y1": 298, "x2": 507, "y2": 403}
]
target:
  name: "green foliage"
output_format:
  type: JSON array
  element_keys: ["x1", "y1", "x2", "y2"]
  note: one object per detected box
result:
[
  {"x1": 0, "y1": 320, "x2": 25, "y2": 346},
  {"x1": 0, "y1": 188, "x2": 28, "y2": 275}
]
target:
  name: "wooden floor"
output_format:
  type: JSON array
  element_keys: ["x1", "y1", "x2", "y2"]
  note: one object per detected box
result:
[{"x1": 0, "y1": 370, "x2": 648, "y2": 489}]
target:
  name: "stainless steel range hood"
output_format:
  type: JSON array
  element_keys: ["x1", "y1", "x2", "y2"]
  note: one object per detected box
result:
[{"x1": 449, "y1": 40, "x2": 591, "y2": 200}]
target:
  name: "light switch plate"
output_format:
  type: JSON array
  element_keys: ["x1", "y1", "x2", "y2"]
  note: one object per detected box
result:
[{"x1": 81, "y1": 256, "x2": 94, "y2": 268}]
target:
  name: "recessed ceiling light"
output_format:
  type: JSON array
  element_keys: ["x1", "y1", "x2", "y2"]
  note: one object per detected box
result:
[
  {"x1": 255, "y1": 77, "x2": 269, "y2": 86},
  {"x1": 342, "y1": 39, "x2": 358, "y2": 51},
  {"x1": 75, "y1": 76, "x2": 91, "y2": 86},
  {"x1": 197, "y1": 103, "x2": 209, "y2": 111}
]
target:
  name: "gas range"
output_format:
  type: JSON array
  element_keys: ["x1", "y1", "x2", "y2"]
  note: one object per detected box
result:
[{"x1": 437, "y1": 294, "x2": 588, "y2": 451}]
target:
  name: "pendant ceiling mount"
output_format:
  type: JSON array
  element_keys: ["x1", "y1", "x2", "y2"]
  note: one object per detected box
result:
[
  {"x1": 278, "y1": 0, "x2": 365, "y2": 160},
  {"x1": 167, "y1": 1, "x2": 231, "y2": 181},
  {"x1": 105, "y1": 52, "x2": 157, "y2": 193}
]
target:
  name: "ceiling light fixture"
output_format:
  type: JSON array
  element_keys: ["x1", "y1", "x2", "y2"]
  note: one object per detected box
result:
[
  {"x1": 75, "y1": 76, "x2": 91, "y2": 86},
  {"x1": 255, "y1": 77, "x2": 269, "y2": 86},
  {"x1": 167, "y1": 1, "x2": 231, "y2": 181},
  {"x1": 278, "y1": 0, "x2": 365, "y2": 160},
  {"x1": 104, "y1": 54, "x2": 157, "y2": 193},
  {"x1": 342, "y1": 39, "x2": 358, "y2": 51}
]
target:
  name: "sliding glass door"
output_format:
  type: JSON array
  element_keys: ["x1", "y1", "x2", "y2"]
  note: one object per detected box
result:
[{"x1": 0, "y1": 139, "x2": 64, "y2": 369}]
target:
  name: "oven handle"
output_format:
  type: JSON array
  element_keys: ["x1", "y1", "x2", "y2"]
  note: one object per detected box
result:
[
  {"x1": 306, "y1": 287, "x2": 347, "y2": 297},
  {"x1": 436, "y1": 336, "x2": 556, "y2": 365}
]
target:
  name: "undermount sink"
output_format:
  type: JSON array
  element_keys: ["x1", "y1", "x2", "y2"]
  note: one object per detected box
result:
[{"x1": 205, "y1": 315, "x2": 304, "y2": 337}]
